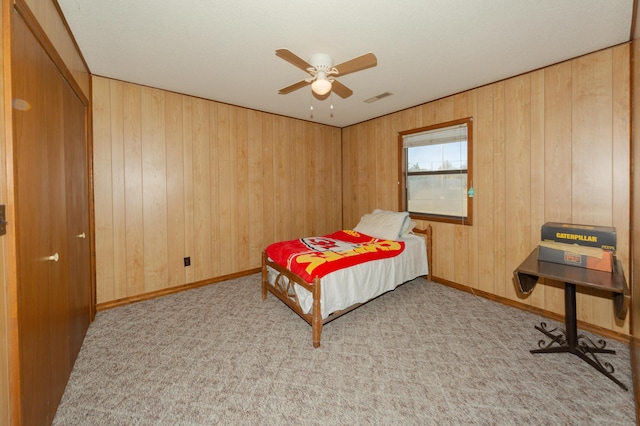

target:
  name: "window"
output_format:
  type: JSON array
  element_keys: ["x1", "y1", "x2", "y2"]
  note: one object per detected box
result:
[{"x1": 398, "y1": 117, "x2": 473, "y2": 225}]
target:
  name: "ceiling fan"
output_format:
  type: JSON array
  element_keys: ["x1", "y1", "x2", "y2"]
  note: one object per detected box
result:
[{"x1": 276, "y1": 49, "x2": 377, "y2": 99}]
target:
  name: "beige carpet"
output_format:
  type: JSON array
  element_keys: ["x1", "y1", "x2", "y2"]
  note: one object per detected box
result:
[{"x1": 53, "y1": 274, "x2": 635, "y2": 425}]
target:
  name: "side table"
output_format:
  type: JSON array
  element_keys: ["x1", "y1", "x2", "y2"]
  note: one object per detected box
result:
[{"x1": 514, "y1": 248, "x2": 629, "y2": 390}]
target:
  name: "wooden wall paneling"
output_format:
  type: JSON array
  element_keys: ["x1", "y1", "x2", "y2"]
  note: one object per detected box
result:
[
  {"x1": 435, "y1": 97, "x2": 455, "y2": 123},
  {"x1": 340, "y1": 126, "x2": 352, "y2": 228},
  {"x1": 376, "y1": 117, "x2": 391, "y2": 211},
  {"x1": 292, "y1": 120, "x2": 304, "y2": 237},
  {"x1": 319, "y1": 125, "x2": 332, "y2": 233},
  {"x1": 543, "y1": 61, "x2": 573, "y2": 315},
  {"x1": 431, "y1": 99, "x2": 457, "y2": 281},
  {"x1": 355, "y1": 123, "x2": 368, "y2": 221},
  {"x1": 92, "y1": 80, "x2": 343, "y2": 304},
  {"x1": 465, "y1": 90, "x2": 479, "y2": 289},
  {"x1": 528, "y1": 69, "x2": 546, "y2": 308},
  {"x1": 323, "y1": 125, "x2": 336, "y2": 234},
  {"x1": 344, "y1": 124, "x2": 367, "y2": 228},
  {"x1": 282, "y1": 118, "x2": 295, "y2": 239},
  {"x1": 421, "y1": 102, "x2": 438, "y2": 128},
  {"x1": 272, "y1": 116, "x2": 288, "y2": 242},
  {"x1": 571, "y1": 50, "x2": 614, "y2": 225},
  {"x1": 492, "y1": 81, "x2": 507, "y2": 297},
  {"x1": 453, "y1": 93, "x2": 470, "y2": 286},
  {"x1": 331, "y1": 127, "x2": 342, "y2": 229},
  {"x1": 347, "y1": 124, "x2": 358, "y2": 228},
  {"x1": 572, "y1": 50, "x2": 614, "y2": 329},
  {"x1": 504, "y1": 75, "x2": 532, "y2": 301},
  {"x1": 24, "y1": 0, "x2": 90, "y2": 99},
  {"x1": 109, "y1": 80, "x2": 127, "y2": 300},
  {"x1": 208, "y1": 102, "x2": 220, "y2": 278},
  {"x1": 248, "y1": 109, "x2": 264, "y2": 266},
  {"x1": 141, "y1": 87, "x2": 168, "y2": 292},
  {"x1": 358, "y1": 122, "x2": 371, "y2": 213},
  {"x1": 365, "y1": 123, "x2": 377, "y2": 212},
  {"x1": 261, "y1": 115, "x2": 275, "y2": 245},
  {"x1": 192, "y1": 98, "x2": 212, "y2": 279},
  {"x1": 92, "y1": 77, "x2": 115, "y2": 303},
  {"x1": 122, "y1": 83, "x2": 145, "y2": 297},
  {"x1": 344, "y1": 122, "x2": 357, "y2": 228},
  {"x1": 289, "y1": 120, "x2": 305, "y2": 238},
  {"x1": 284, "y1": 116, "x2": 295, "y2": 240},
  {"x1": 313, "y1": 126, "x2": 326, "y2": 234},
  {"x1": 235, "y1": 106, "x2": 250, "y2": 271},
  {"x1": 165, "y1": 92, "x2": 186, "y2": 287},
  {"x1": 304, "y1": 123, "x2": 316, "y2": 235},
  {"x1": 476, "y1": 85, "x2": 496, "y2": 294},
  {"x1": 338, "y1": 46, "x2": 630, "y2": 336},
  {"x1": 182, "y1": 97, "x2": 195, "y2": 284},
  {"x1": 611, "y1": 44, "x2": 631, "y2": 333},
  {"x1": 228, "y1": 105, "x2": 241, "y2": 273}
]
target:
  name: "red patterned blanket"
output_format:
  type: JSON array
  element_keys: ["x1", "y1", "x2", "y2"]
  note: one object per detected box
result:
[{"x1": 266, "y1": 230, "x2": 405, "y2": 283}]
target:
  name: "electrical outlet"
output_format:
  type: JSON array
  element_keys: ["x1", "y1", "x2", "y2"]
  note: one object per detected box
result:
[{"x1": 184, "y1": 257, "x2": 191, "y2": 267}]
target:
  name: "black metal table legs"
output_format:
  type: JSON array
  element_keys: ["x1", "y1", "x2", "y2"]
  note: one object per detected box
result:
[{"x1": 531, "y1": 283, "x2": 627, "y2": 391}]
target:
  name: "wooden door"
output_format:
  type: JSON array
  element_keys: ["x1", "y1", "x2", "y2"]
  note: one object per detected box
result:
[
  {"x1": 44, "y1": 54, "x2": 71, "y2": 412},
  {"x1": 11, "y1": 8, "x2": 91, "y2": 425},
  {"x1": 12, "y1": 10, "x2": 55, "y2": 424},
  {"x1": 62, "y1": 78, "x2": 91, "y2": 366}
]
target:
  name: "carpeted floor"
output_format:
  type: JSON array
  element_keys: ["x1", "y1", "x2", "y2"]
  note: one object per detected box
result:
[{"x1": 53, "y1": 274, "x2": 635, "y2": 425}]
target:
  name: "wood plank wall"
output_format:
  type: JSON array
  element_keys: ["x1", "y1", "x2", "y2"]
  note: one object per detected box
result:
[
  {"x1": 342, "y1": 45, "x2": 631, "y2": 335},
  {"x1": 24, "y1": 0, "x2": 90, "y2": 99},
  {"x1": 92, "y1": 76, "x2": 342, "y2": 304}
]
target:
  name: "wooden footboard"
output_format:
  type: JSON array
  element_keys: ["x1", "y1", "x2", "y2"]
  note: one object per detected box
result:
[
  {"x1": 262, "y1": 252, "x2": 323, "y2": 347},
  {"x1": 262, "y1": 224, "x2": 433, "y2": 348}
]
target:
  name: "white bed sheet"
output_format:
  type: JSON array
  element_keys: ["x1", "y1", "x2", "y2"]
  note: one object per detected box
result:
[{"x1": 268, "y1": 233, "x2": 428, "y2": 319}]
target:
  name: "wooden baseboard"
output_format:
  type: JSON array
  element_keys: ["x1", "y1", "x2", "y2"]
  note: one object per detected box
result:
[
  {"x1": 96, "y1": 268, "x2": 262, "y2": 311},
  {"x1": 431, "y1": 276, "x2": 631, "y2": 344}
]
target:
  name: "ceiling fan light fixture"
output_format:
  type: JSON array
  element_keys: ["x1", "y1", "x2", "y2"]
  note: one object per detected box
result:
[{"x1": 311, "y1": 76, "x2": 332, "y2": 96}]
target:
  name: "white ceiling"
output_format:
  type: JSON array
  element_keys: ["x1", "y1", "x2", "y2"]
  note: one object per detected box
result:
[{"x1": 58, "y1": 0, "x2": 634, "y2": 128}]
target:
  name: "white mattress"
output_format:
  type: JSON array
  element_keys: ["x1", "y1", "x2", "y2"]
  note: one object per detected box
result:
[{"x1": 268, "y1": 233, "x2": 428, "y2": 319}]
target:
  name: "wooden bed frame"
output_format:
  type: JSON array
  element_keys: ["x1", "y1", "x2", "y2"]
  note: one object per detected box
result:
[{"x1": 261, "y1": 225, "x2": 433, "y2": 348}]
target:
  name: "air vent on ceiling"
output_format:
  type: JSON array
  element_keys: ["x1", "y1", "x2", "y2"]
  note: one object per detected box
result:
[{"x1": 364, "y1": 92, "x2": 393, "y2": 103}]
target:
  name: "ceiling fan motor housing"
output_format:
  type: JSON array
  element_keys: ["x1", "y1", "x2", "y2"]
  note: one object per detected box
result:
[{"x1": 308, "y1": 53, "x2": 338, "y2": 80}]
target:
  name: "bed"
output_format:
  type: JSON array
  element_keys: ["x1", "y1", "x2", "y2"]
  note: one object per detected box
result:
[{"x1": 261, "y1": 210, "x2": 433, "y2": 347}]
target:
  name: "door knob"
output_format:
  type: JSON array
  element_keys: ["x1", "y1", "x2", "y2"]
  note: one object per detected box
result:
[
  {"x1": 47, "y1": 253, "x2": 59, "y2": 262},
  {"x1": 76, "y1": 232, "x2": 86, "y2": 239}
]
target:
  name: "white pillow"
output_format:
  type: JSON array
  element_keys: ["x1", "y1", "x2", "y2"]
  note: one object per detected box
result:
[
  {"x1": 401, "y1": 219, "x2": 417, "y2": 236},
  {"x1": 373, "y1": 209, "x2": 415, "y2": 236},
  {"x1": 354, "y1": 210, "x2": 409, "y2": 240}
]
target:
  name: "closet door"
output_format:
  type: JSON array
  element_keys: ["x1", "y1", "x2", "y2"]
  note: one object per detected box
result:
[
  {"x1": 44, "y1": 53, "x2": 72, "y2": 408},
  {"x1": 12, "y1": 10, "x2": 55, "y2": 424},
  {"x1": 11, "y1": 8, "x2": 91, "y2": 425},
  {"x1": 63, "y1": 78, "x2": 91, "y2": 365}
]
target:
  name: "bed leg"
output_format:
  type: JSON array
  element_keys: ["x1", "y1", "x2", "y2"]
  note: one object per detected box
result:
[
  {"x1": 312, "y1": 277, "x2": 321, "y2": 348},
  {"x1": 261, "y1": 251, "x2": 268, "y2": 300}
]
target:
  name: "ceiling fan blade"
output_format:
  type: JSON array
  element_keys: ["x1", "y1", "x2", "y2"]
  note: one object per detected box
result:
[
  {"x1": 278, "y1": 80, "x2": 310, "y2": 94},
  {"x1": 276, "y1": 49, "x2": 313, "y2": 72},
  {"x1": 331, "y1": 79, "x2": 353, "y2": 99},
  {"x1": 334, "y1": 53, "x2": 377, "y2": 77}
]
